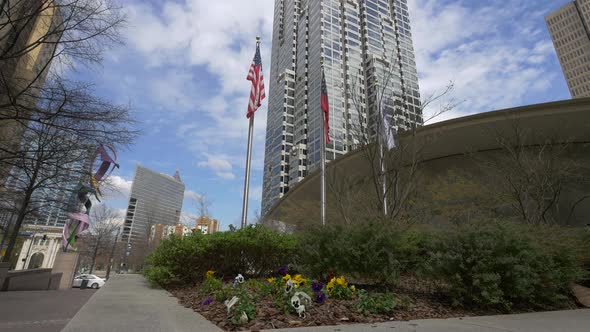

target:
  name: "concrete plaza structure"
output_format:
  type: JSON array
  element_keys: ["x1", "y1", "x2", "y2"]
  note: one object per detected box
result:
[
  {"x1": 546, "y1": 1, "x2": 590, "y2": 98},
  {"x1": 262, "y1": 0, "x2": 423, "y2": 215},
  {"x1": 265, "y1": 98, "x2": 590, "y2": 229}
]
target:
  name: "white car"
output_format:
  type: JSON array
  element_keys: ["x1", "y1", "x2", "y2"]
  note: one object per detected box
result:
[{"x1": 72, "y1": 274, "x2": 106, "y2": 289}]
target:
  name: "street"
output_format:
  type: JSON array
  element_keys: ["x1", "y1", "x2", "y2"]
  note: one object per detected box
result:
[{"x1": 0, "y1": 289, "x2": 96, "y2": 332}]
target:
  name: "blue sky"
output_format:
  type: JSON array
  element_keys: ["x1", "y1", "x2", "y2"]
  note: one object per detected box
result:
[{"x1": 75, "y1": 0, "x2": 572, "y2": 229}]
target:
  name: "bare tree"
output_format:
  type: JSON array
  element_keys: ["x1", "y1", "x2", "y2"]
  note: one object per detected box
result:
[
  {"x1": 0, "y1": 0, "x2": 125, "y2": 113},
  {"x1": 0, "y1": 0, "x2": 135, "y2": 263},
  {"x1": 193, "y1": 192, "x2": 210, "y2": 219},
  {"x1": 476, "y1": 122, "x2": 590, "y2": 225},
  {"x1": 83, "y1": 204, "x2": 120, "y2": 273},
  {"x1": 0, "y1": 84, "x2": 137, "y2": 256},
  {"x1": 339, "y1": 51, "x2": 458, "y2": 223}
]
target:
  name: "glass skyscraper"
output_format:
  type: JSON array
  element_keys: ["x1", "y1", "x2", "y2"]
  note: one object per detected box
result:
[{"x1": 262, "y1": 0, "x2": 422, "y2": 215}]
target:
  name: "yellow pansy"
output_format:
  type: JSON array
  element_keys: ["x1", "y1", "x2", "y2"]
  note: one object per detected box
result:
[
  {"x1": 206, "y1": 270, "x2": 215, "y2": 279},
  {"x1": 267, "y1": 278, "x2": 276, "y2": 284},
  {"x1": 292, "y1": 274, "x2": 307, "y2": 287},
  {"x1": 336, "y1": 276, "x2": 348, "y2": 287},
  {"x1": 282, "y1": 274, "x2": 292, "y2": 281},
  {"x1": 327, "y1": 277, "x2": 336, "y2": 292}
]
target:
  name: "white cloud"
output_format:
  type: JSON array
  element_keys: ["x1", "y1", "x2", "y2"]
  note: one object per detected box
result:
[
  {"x1": 197, "y1": 154, "x2": 236, "y2": 180},
  {"x1": 408, "y1": 0, "x2": 561, "y2": 122},
  {"x1": 124, "y1": 0, "x2": 272, "y2": 165},
  {"x1": 102, "y1": 175, "x2": 133, "y2": 199},
  {"x1": 184, "y1": 190, "x2": 202, "y2": 201}
]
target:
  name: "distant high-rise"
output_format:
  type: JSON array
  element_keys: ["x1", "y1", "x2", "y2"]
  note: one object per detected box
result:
[
  {"x1": 121, "y1": 166, "x2": 185, "y2": 246},
  {"x1": 262, "y1": 0, "x2": 422, "y2": 215},
  {"x1": 546, "y1": 1, "x2": 590, "y2": 98}
]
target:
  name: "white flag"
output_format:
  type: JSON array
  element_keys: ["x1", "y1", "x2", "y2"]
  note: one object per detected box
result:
[{"x1": 380, "y1": 107, "x2": 396, "y2": 150}]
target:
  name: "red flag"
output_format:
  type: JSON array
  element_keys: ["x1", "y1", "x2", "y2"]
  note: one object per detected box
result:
[
  {"x1": 321, "y1": 68, "x2": 330, "y2": 144},
  {"x1": 247, "y1": 43, "x2": 266, "y2": 118}
]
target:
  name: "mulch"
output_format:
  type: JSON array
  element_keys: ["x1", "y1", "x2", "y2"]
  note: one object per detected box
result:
[{"x1": 168, "y1": 276, "x2": 581, "y2": 332}]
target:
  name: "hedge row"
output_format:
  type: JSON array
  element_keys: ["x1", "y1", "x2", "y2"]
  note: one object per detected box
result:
[{"x1": 145, "y1": 220, "x2": 588, "y2": 309}]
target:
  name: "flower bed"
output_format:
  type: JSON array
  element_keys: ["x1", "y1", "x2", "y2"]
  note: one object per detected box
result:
[{"x1": 167, "y1": 269, "x2": 580, "y2": 331}]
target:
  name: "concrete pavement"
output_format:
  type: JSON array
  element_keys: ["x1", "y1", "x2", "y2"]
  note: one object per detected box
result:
[
  {"x1": 0, "y1": 289, "x2": 96, "y2": 332},
  {"x1": 268, "y1": 309, "x2": 590, "y2": 332},
  {"x1": 61, "y1": 274, "x2": 222, "y2": 332}
]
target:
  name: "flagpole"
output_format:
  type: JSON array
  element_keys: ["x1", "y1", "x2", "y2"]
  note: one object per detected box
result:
[
  {"x1": 380, "y1": 136, "x2": 388, "y2": 217},
  {"x1": 379, "y1": 105, "x2": 388, "y2": 217},
  {"x1": 241, "y1": 115, "x2": 254, "y2": 229},
  {"x1": 240, "y1": 37, "x2": 260, "y2": 229},
  {"x1": 320, "y1": 61, "x2": 326, "y2": 226}
]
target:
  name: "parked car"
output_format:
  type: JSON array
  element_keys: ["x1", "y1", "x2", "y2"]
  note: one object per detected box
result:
[{"x1": 72, "y1": 274, "x2": 106, "y2": 289}]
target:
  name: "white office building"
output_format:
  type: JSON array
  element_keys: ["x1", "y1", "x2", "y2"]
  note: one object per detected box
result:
[{"x1": 121, "y1": 166, "x2": 185, "y2": 246}]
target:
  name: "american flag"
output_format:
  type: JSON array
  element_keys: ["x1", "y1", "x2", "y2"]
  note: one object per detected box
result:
[
  {"x1": 321, "y1": 67, "x2": 330, "y2": 144},
  {"x1": 246, "y1": 43, "x2": 266, "y2": 118}
]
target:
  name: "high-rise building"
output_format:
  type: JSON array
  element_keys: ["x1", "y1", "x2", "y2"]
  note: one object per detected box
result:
[
  {"x1": 0, "y1": 0, "x2": 63, "y2": 186},
  {"x1": 121, "y1": 166, "x2": 185, "y2": 246},
  {"x1": 262, "y1": 0, "x2": 422, "y2": 215},
  {"x1": 2, "y1": 140, "x2": 90, "y2": 228},
  {"x1": 195, "y1": 216, "x2": 219, "y2": 234},
  {"x1": 546, "y1": 1, "x2": 590, "y2": 98}
]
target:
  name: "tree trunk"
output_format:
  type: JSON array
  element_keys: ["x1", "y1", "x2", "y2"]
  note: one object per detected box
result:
[
  {"x1": 89, "y1": 237, "x2": 100, "y2": 274},
  {"x1": 1, "y1": 187, "x2": 34, "y2": 263}
]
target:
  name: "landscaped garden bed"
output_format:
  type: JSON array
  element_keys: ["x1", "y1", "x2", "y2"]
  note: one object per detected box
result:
[
  {"x1": 145, "y1": 223, "x2": 589, "y2": 331},
  {"x1": 167, "y1": 272, "x2": 580, "y2": 331}
]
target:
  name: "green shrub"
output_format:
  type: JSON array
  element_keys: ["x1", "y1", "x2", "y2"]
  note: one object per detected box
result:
[
  {"x1": 356, "y1": 290, "x2": 397, "y2": 315},
  {"x1": 145, "y1": 225, "x2": 297, "y2": 287},
  {"x1": 297, "y1": 222, "x2": 434, "y2": 285},
  {"x1": 201, "y1": 277, "x2": 223, "y2": 293},
  {"x1": 214, "y1": 287, "x2": 233, "y2": 302},
  {"x1": 429, "y1": 221, "x2": 583, "y2": 309},
  {"x1": 144, "y1": 266, "x2": 177, "y2": 288}
]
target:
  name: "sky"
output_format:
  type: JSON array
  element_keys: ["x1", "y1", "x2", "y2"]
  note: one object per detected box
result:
[{"x1": 75, "y1": 0, "x2": 572, "y2": 230}]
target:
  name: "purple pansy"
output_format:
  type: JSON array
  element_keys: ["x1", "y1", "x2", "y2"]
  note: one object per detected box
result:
[
  {"x1": 278, "y1": 265, "x2": 289, "y2": 276},
  {"x1": 315, "y1": 292, "x2": 326, "y2": 304},
  {"x1": 312, "y1": 281, "x2": 324, "y2": 293},
  {"x1": 202, "y1": 297, "x2": 214, "y2": 305}
]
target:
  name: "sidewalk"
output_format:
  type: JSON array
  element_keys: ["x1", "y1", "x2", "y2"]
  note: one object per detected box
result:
[
  {"x1": 268, "y1": 309, "x2": 590, "y2": 332},
  {"x1": 61, "y1": 274, "x2": 222, "y2": 332},
  {"x1": 62, "y1": 274, "x2": 590, "y2": 332}
]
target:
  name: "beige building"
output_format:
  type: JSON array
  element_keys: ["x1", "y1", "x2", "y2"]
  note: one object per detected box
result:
[
  {"x1": 149, "y1": 223, "x2": 191, "y2": 247},
  {"x1": 13, "y1": 225, "x2": 63, "y2": 270},
  {"x1": 546, "y1": 1, "x2": 590, "y2": 98},
  {"x1": 194, "y1": 216, "x2": 219, "y2": 235},
  {"x1": 0, "y1": 0, "x2": 62, "y2": 186}
]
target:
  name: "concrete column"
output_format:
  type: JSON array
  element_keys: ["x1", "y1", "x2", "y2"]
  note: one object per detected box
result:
[{"x1": 15, "y1": 238, "x2": 31, "y2": 270}]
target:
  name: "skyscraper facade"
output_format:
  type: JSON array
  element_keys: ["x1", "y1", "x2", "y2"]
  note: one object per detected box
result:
[
  {"x1": 262, "y1": 0, "x2": 422, "y2": 215},
  {"x1": 546, "y1": 0, "x2": 590, "y2": 98},
  {"x1": 121, "y1": 166, "x2": 185, "y2": 246}
]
